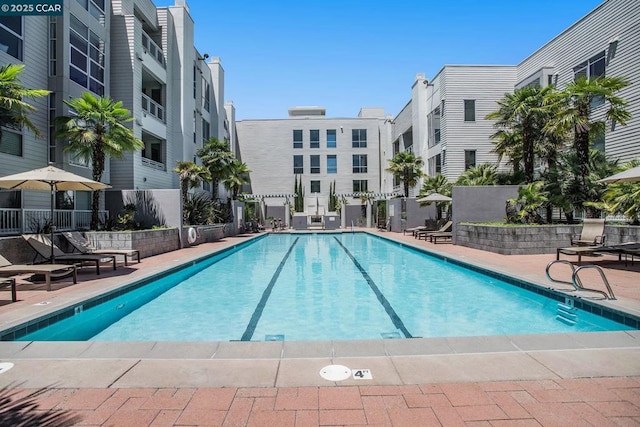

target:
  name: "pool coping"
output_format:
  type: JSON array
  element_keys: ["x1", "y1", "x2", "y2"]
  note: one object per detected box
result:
[{"x1": 0, "y1": 231, "x2": 639, "y2": 388}]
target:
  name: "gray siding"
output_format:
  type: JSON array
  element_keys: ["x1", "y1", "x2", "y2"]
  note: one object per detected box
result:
[{"x1": 517, "y1": 0, "x2": 640, "y2": 162}]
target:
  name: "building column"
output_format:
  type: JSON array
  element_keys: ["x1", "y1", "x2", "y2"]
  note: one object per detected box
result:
[
  {"x1": 340, "y1": 197, "x2": 346, "y2": 229},
  {"x1": 366, "y1": 201, "x2": 372, "y2": 228},
  {"x1": 284, "y1": 199, "x2": 290, "y2": 228}
]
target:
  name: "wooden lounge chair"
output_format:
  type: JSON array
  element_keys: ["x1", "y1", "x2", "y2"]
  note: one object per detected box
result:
[
  {"x1": 62, "y1": 231, "x2": 140, "y2": 266},
  {"x1": 0, "y1": 254, "x2": 77, "y2": 292},
  {"x1": 429, "y1": 232, "x2": 453, "y2": 244},
  {"x1": 22, "y1": 234, "x2": 116, "y2": 275},
  {"x1": 570, "y1": 218, "x2": 606, "y2": 246},
  {"x1": 556, "y1": 245, "x2": 603, "y2": 265},
  {"x1": 416, "y1": 221, "x2": 452, "y2": 240}
]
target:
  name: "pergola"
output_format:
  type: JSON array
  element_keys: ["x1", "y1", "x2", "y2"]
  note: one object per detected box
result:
[
  {"x1": 238, "y1": 194, "x2": 297, "y2": 228},
  {"x1": 335, "y1": 192, "x2": 400, "y2": 228}
]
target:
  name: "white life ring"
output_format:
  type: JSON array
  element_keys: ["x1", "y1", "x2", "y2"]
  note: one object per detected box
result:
[{"x1": 187, "y1": 227, "x2": 197, "y2": 245}]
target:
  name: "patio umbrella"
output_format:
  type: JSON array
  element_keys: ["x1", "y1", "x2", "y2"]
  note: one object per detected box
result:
[
  {"x1": 416, "y1": 192, "x2": 452, "y2": 203},
  {"x1": 0, "y1": 165, "x2": 111, "y2": 262},
  {"x1": 597, "y1": 165, "x2": 640, "y2": 184}
]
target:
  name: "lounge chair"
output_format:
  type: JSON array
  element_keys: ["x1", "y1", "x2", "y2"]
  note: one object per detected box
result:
[
  {"x1": 570, "y1": 218, "x2": 606, "y2": 246},
  {"x1": 0, "y1": 254, "x2": 77, "y2": 292},
  {"x1": 416, "y1": 221, "x2": 452, "y2": 240},
  {"x1": 556, "y1": 245, "x2": 603, "y2": 265},
  {"x1": 62, "y1": 231, "x2": 140, "y2": 266},
  {"x1": 0, "y1": 277, "x2": 16, "y2": 302},
  {"x1": 429, "y1": 232, "x2": 453, "y2": 244},
  {"x1": 22, "y1": 234, "x2": 116, "y2": 275}
]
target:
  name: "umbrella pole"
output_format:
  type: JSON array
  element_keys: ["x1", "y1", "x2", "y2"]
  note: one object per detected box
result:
[{"x1": 50, "y1": 183, "x2": 55, "y2": 263}]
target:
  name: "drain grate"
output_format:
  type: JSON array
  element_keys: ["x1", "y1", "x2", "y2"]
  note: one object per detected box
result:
[{"x1": 319, "y1": 365, "x2": 351, "y2": 381}]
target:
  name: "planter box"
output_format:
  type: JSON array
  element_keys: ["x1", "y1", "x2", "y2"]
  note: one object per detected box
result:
[
  {"x1": 86, "y1": 228, "x2": 180, "y2": 259},
  {"x1": 456, "y1": 223, "x2": 640, "y2": 255}
]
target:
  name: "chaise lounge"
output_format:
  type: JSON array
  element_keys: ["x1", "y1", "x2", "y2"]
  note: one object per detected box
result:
[
  {"x1": 0, "y1": 254, "x2": 77, "y2": 292},
  {"x1": 22, "y1": 234, "x2": 116, "y2": 275},
  {"x1": 62, "y1": 231, "x2": 140, "y2": 266},
  {"x1": 416, "y1": 220, "x2": 452, "y2": 241},
  {"x1": 570, "y1": 218, "x2": 606, "y2": 246}
]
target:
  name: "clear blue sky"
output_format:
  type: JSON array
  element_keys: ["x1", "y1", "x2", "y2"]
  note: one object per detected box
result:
[{"x1": 152, "y1": 0, "x2": 605, "y2": 120}]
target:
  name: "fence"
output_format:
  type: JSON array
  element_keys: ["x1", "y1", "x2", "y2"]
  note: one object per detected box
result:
[{"x1": 0, "y1": 209, "x2": 108, "y2": 236}]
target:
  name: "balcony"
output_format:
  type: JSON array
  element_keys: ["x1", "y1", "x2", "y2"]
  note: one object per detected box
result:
[
  {"x1": 141, "y1": 157, "x2": 165, "y2": 171},
  {"x1": 141, "y1": 32, "x2": 165, "y2": 68},
  {"x1": 0, "y1": 208, "x2": 108, "y2": 236},
  {"x1": 141, "y1": 93, "x2": 165, "y2": 123}
]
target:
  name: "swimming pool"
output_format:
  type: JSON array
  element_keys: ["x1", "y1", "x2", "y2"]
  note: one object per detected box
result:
[{"x1": 7, "y1": 233, "x2": 636, "y2": 342}]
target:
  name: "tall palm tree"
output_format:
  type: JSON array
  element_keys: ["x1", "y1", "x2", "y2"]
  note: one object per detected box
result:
[
  {"x1": 197, "y1": 137, "x2": 235, "y2": 199},
  {"x1": 0, "y1": 64, "x2": 50, "y2": 139},
  {"x1": 173, "y1": 161, "x2": 211, "y2": 217},
  {"x1": 55, "y1": 92, "x2": 144, "y2": 229},
  {"x1": 545, "y1": 76, "x2": 631, "y2": 208},
  {"x1": 487, "y1": 85, "x2": 553, "y2": 183},
  {"x1": 386, "y1": 151, "x2": 424, "y2": 197},
  {"x1": 222, "y1": 160, "x2": 251, "y2": 200}
]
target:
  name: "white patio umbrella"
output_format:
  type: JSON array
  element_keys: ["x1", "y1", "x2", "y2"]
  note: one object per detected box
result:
[
  {"x1": 416, "y1": 192, "x2": 452, "y2": 203},
  {"x1": 0, "y1": 165, "x2": 111, "y2": 262},
  {"x1": 597, "y1": 165, "x2": 640, "y2": 184}
]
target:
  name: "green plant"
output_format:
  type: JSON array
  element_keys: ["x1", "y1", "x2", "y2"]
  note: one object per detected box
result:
[
  {"x1": 506, "y1": 182, "x2": 548, "y2": 224},
  {"x1": 183, "y1": 192, "x2": 215, "y2": 225},
  {"x1": 386, "y1": 151, "x2": 424, "y2": 197}
]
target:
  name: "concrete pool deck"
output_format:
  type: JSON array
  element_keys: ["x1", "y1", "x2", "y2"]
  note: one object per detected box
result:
[{"x1": 0, "y1": 230, "x2": 638, "y2": 425}]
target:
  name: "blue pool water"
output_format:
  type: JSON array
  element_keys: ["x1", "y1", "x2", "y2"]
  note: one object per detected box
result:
[{"x1": 16, "y1": 233, "x2": 633, "y2": 341}]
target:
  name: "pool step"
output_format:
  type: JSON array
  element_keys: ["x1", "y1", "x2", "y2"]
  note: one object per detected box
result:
[{"x1": 556, "y1": 302, "x2": 577, "y2": 326}]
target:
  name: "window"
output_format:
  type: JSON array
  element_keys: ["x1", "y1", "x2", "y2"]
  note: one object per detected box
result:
[
  {"x1": 56, "y1": 191, "x2": 74, "y2": 210},
  {"x1": 75, "y1": 0, "x2": 105, "y2": 24},
  {"x1": 293, "y1": 129, "x2": 303, "y2": 148},
  {"x1": 202, "y1": 79, "x2": 210, "y2": 112},
  {"x1": 326, "y1": 129, "x2": 336, "y2": 148},
  {"x1": 202, "y1": 119, "x2": 210, "y2": 142},
  {"x1": 310, "y1": 130, "x2": 319, "y2": 148},
  {"x1": 353, "y1": 180, "x2": 368, "y2": 192},
  {"x1": 310, "y1": 180, "x2": 320, "y2": 193},
  {"x1": 49, "y1": 18, "x2": 57, "y2": 76},
  {"x1": 49, "y1": 93, "x2": 56, "y2": 163},
  {"x1": 0, "y1": 129, "x2": 22, "y2": 156},
  {"x1": 464, "y1": 150, "x2": 476, "y2": 170},
  {"x1": 69, "y1": 15, "x2": 105, "y2": 95},
  {"x1": 464, "y1": 100, "x2": 475, "y2": 122},
  {"x1": 435, "y1": 153, "x2": 442, "y2": 174},
  {"x1": 574, "y1": 51, "x2": 606, "y2": 107},
  {"x1": 0, "y1": 190, "x2": 21, "y2": 208},
  {"x1": 574, "y1": 51, "x2": 605, "y2": 80},
  {"x1": 352, "y1": 129, "x2": 367, "y2": 148},
  {"x1": 293, "y1": 155, "x2": 303, "y2": 174},
  {"x1": 310, "y1": 155, "x2": 320, "y2": 174},
  {"x1": 327, "y1": 155, "x2": 337, "y2": 174},
  {"x1": 352, "y1": 154, "x2": 367, "y2": 173},
  {"x1": 0, "y1": 16, "x2": 23, "y2": 60}
]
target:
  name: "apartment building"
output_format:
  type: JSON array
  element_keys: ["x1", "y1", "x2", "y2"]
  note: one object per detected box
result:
[
  {"x1": 0, "y1": 0, "x2": 232, "y2": 234},
  {"x1": 386, "y1": 0, "x2": 640, "y2": 189},
  {"x1": 236, "y1": 107, "x2": 387, "y2": 220}
]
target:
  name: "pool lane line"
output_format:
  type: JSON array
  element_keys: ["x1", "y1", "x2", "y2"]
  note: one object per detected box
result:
[
  {"x1": 333, "y1": 237, "x2": 413, "y2": 338},
  {"x1": 240, "y1": 237, "x2": 300, "y2": 341}
]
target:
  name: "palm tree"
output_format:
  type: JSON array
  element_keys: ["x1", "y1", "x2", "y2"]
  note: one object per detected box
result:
[
  {"x1": 55, "y1": 92, "x2": 144, "y2": 229},
  {"x1": 487, "y1": 85, "x2": 553, "y2": 183},
  {"x1": 197, "y1": 137, "x2": 235, "y2": 199},
  {"x1": 418, "y1": 174, "x2": 452, "y2": 220},
  {"x1": 545, "y1": 76, "x2": 631, "y2": 209},
  {"x1": 222, "y1": 160, "x2": 251, "y2": 199},
  {"x1": 456, "y1": 164, "x2": 498, "y2": 186},
  {"x1": 386, "y1": 151, "x2": 424, "y2": 197},
  {"x1": 602, "y1": 159, "x2": 640, "y2": 225},
  {"x1": 0, "y1": 64, "x2": 50, "y2": 139},
  {"x1": 173, "y1": 161, "x2": 211, "y2": 219}
]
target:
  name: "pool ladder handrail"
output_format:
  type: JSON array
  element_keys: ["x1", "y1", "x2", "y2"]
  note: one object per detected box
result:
[{"x1": 545, "y1": 260, "x2": 616, "y2": 300}]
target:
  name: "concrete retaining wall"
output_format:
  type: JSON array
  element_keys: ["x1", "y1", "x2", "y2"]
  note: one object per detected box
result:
[{"x1": 457, "y1": 224, "x2": 640, "y2": 255}]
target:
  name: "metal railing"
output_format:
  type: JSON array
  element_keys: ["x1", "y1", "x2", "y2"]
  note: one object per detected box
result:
[
  {"x1": 141, "y1": 93, "x2": 165, "y2": 122},
  {"x1": 141, "y1": 156, "x2": 166, "y2": 171},
  {"x1": 141, "y1": 32, "x2": 166, "y2": 67},
  {"x1": 0, "y1": 208, "x2": 108, "y2": 235}
]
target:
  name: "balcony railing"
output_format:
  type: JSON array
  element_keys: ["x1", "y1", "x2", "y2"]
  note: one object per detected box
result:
[
  {"x1": 141, "y1": 32, "x2": 166, "y2": 68},
  {"x1": 0, "y1": 209, "x2": 108, "y2": 236},
  {"x1": 141, "y1": 157, "x2": 166, "y2": 171},
  {"x1": 141, "y1": 93, "x2": 165, "y2": 123}
]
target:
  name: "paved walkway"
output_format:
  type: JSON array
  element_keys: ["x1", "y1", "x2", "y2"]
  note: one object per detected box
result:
[{"x1": 0, "y1": 230, "x2": 639, "y2": 426}]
